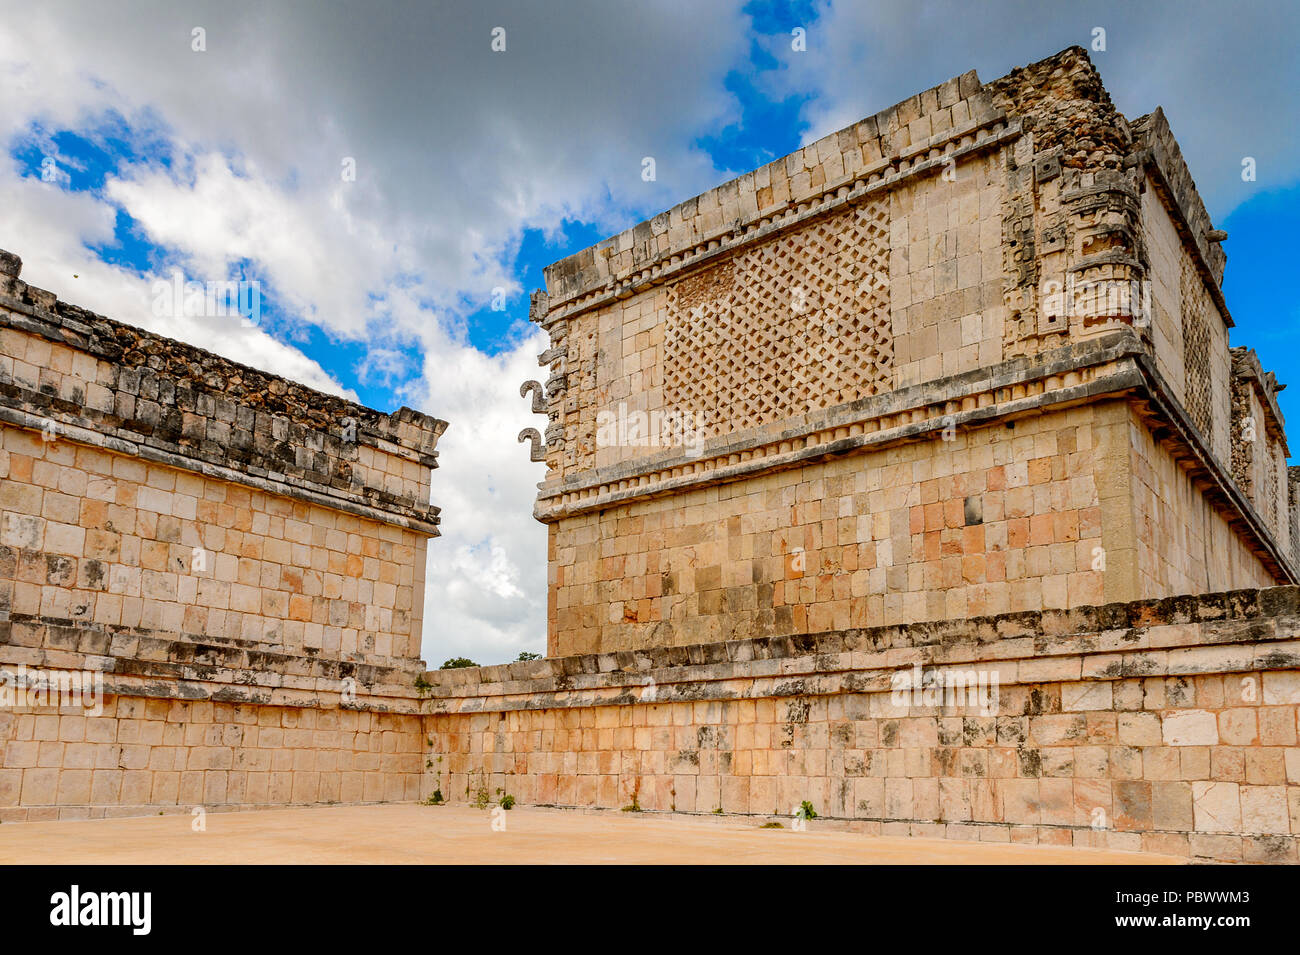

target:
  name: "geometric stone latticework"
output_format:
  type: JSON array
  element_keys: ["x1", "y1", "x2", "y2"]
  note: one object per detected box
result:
[
  {"x1": 1181, "y1": 255, "x2": 1213, "y2": 438},
  {"x1": 664, "y1": 198, "x2": 892, "y2": 438},
  {"x1": 1263, "y1": 441, "x2": 1280, "y2": 530},
  {"x1": 563, "y1": 320, "x2": 600, "y2": 472},
  {"x1": 1231, "y1": 373, "x2": 1255, "y2": 497}
]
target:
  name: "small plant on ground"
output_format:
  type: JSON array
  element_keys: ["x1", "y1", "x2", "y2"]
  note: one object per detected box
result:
[
  {"x1": 760, "y1": 821, "x2": 784, "y2": 829},
  {"x1": 796, "y1": 800, "x2": 818, "y2": 821},
  {"x1": 497, "y1": 789, "x2": 515, "y2": 810},
  {"x1": 713, "y1": 807, "x2": 724, "y2": 815},
  {"x1": 421, "y1": 791, "x2": 445, "y2": 806}
]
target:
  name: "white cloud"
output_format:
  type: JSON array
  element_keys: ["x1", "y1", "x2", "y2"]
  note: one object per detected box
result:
[
  {"x1": 3, "y1": 0, "x2": 1291, "y2": 667},
  {"x1": 0, "y1": 154, "x2": 352, "y2": 396},
  {"x1": 0, "y1": 0, "x2": 756, "y2": 665},
  {"x1": 762, "y1": 0, "x2": 1299, "y2": 220}
]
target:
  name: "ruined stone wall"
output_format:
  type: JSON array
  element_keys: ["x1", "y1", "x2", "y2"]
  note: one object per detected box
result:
[
  {"x1": 1227, "y1": 348, "x2": 1291, "y2": 549},
  {"x1": 424, "y1": 586, "x2": 1300, "y2": 863},
  {"x1": 0, "y1": 252, "x2": 444, "y2": 819}
]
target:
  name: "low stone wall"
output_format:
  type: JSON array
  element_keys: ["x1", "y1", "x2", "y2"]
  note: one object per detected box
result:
[
  {"x1": 422, "y1": 586, "x2": 1300, "y2": 863},
  {"x1": 0, "y1": 605, "x2": 429, "y2": 821},
  {"x1": 0, "y1": 697, "x2": 423, "y2": 821},
  {"x1": 6, "y1": 584, "x2": 1300, "y2": 861}
]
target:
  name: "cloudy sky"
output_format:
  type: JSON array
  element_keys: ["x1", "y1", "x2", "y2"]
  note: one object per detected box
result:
[{"x1": 1, "y1": 0, "x2": 1296, "y2": 665}]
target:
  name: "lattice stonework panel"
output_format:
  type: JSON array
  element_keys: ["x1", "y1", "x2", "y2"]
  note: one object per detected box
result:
[
  {"x1": 1181, "y1": 257, "x2": 1213, "y2": 438},
  {"x1": 567, "y1": 315, "x2": 600, "y2": 471},
  {"x1": 663, "y1": 199, "x2": 892, "y2": 437},
  {"x1": 1263, "y1": 441, "x2": 1280, "y2": 531}
]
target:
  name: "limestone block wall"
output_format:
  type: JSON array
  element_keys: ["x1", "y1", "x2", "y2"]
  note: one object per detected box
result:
[
  {"x1": 423, "y1": 586, "x2": 1300, "y2": 863},
  {"x1": 0, "y1": 426, "x2": 428, "y2": 663},
  {"x1": 550, "y1": 402, "x2": 1126, "y2": 656},
  {"x1": 0, "y1": 699, "x2": 423, "y2": 821},
  {"x1": 543, "y1": 337, "x2": 1289, "y2": 657},
  {"x1": 1127, "y1": 407, "x2": 1277, "y2": 601},
  {"x1": 0, "y1": 250, "x2": 445, "y2": 820}
]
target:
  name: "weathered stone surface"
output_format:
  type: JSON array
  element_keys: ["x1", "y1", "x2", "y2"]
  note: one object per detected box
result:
[
  {"x1": 0, "y1": 255, "x2": 447, "y2": 821},
  {"x1": 421, "y1": 584, "x2": 1300, "y2": 863},
  {"x1": 0, "y1": 270, "x2": 446, "y2": 534},
  {"x1": 2, "y1": 45, "x2": 1297, "y2": 869},
  {"x1": 527, "y1": 46, "x2": 1293, "y2": 657}
]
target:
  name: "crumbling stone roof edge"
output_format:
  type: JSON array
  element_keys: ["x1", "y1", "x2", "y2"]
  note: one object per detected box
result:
[
  {"x1": 0, "y1": 249, "x2": 448, "y2": 458},
  {"x1": 1231, "y1": 346, "x2": 1288, "y2": 450},
  {"x1": 1129, "y1": 108, "x2": 1228, "y2": 294}
]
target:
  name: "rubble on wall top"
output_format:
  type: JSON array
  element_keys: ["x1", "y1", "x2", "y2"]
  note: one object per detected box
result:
[
  {"x1": 0, "y1": 248, "x2": 448, "y2": 457},
  {"x1": 1232, "y1": 345, "x2": 1289, "y2": 450},
  {"x1": 1130, "y1": 108, "x2": 1228, "y2": 288}
]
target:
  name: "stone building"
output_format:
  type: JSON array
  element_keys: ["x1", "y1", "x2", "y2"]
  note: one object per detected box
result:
[
  {"x1": 526, "y1": 45, "x2": 1294, "y2": 658},
  {"x1": 4, "y1": 46, "x2": 1300, "y2": 862},
  {"x1": 445, "y1": 46, "x2": 1298, "y2": 861}
]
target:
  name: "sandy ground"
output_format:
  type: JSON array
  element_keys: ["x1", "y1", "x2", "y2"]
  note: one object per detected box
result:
[{"x1": 0, "y1": 804, "x2": 1183, "y2": 864}]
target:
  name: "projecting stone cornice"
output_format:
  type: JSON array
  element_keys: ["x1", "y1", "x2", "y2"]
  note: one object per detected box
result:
[
  {"x1": 0, "y1": 614, "x2": 427, "y2": 713},
  {"x1": 533, "y1": 328, "x2": 1298, "y2": 585},
  {"x1": 534, "y1": 332, "x2": 1147, "y2": 521},
  {"x1": 418, "y1": 585, "x2": 1300, "y2": 713}
]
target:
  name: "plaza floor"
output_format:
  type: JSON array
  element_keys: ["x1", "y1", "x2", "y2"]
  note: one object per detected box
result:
[{"x1": 0, "y1": 803, "x2": 1184, "y2": 864}]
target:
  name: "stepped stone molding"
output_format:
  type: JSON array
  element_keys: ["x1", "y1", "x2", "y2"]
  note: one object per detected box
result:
[
  {"x1": 0, "y1": 258, "x2": 446, "y2": 536},
  {"x1": 536, "y1": 333, "x2": 1143, "y2": 518},
  {"x1": 419, "y1": 585, "x2": 1300, "y2": 711}
]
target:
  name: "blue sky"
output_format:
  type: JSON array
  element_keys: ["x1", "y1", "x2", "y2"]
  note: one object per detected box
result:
[
  {"x1": 1223, "y1": 186, "x2": 1300, "y2": 434},
  {"x1": 2, "y1": 0, "x2": 1296, "y2": 663}
]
